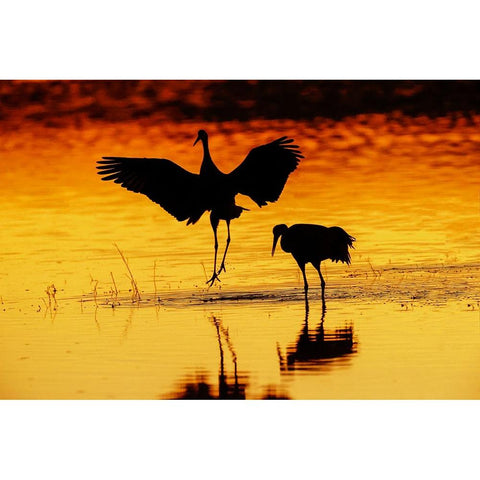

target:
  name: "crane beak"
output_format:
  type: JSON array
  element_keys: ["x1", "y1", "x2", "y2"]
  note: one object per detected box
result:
[
  {"x1": 271, "y1": 233, "x2": 280, "y2": 256},
  {"x1": 193, "y1": 135, "x2": 200, "y2": 146}
]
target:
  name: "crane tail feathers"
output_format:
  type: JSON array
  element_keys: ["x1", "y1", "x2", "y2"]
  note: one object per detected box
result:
[{"x1": 329, "y1": 228, "x2": 356, "y2": 265}]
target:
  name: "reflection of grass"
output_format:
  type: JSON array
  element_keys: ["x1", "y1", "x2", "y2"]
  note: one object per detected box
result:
[{"x1": 114, "y1": 243, "x2": 141, "y2": 302}]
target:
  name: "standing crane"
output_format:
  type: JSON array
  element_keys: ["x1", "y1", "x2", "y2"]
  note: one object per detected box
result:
[
  {"x1": 97, "y1": 130, "x2": 302, "y2": 286},
  {"x1": 271, "y1": 223, "x2": 355, "y2": 310}
]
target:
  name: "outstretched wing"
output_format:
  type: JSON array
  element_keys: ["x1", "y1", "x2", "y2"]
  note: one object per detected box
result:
[
  {"x1": 228, "y1": 137, "x2": 303, "y2": 207},
  {"x1": 96, "y1": 157, "x2": 207, "y2": 224}
]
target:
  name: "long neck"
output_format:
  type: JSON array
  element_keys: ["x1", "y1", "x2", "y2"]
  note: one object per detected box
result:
[{"x1": 199, "y1": 136, "x2": 221, "y2": 176}]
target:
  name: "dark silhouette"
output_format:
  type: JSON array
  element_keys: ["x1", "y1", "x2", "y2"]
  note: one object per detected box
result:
[
  {"x1": 171, "y1": 373, "x2": 215, "y2": 400},
  {"x1": 271, "y1": 224, "x2": 355, "y2": 310},
  {"x1": 279, "y1": 308, "x2": 355, "y2": 372},
  {"x1": 171, "y1": 315, "x2": 247, "y2": 399},
  {"x1": 97, "y1": 130, "x2": 302, "y2": 286},
  {"x1": 5, "y1": 81, "x2": 480, "y2": 125},
  {"x1": 211, "y1": 315, "x2": 246, "y2": 399},
  {"x1": 170, "y1": 314, "x2": 290, "y2": 399}
]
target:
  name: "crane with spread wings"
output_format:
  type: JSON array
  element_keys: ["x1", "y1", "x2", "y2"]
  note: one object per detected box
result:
[{"x1": 97, "y1": 129, "x2": 303, "y2": 286}]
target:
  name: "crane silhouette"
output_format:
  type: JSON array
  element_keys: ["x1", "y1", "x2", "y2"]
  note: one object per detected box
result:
[
  {"x1": 97, "y1": 130, "x2": 302, "y2": 286},
  {"x1": 271, "y1": 224, "x2": 355, "y2": 310}
]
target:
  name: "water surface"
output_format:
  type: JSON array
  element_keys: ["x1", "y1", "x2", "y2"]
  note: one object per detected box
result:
[{"x1": 1, "y1": 114, "x2": 479, "y2": 399}]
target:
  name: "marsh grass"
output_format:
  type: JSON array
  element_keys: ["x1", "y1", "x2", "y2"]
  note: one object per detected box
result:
[
  {"x1": 114, "y1": 243, "x2": 141, "y2": 302},
  {"x1": 109, "y1": 271, "x2": 120, "y2": 307},
  {"x1": 45, "y1": 284, "x2": 58, "y2": 310},
  {"x1": 153, "y1": 260, "x2": 160, "y2": 302},
  {"x1": 90, "y1": 276, "x2": 99, "y2": 306},
  {"x1": 367, "y1": 260, "x2": 383, "y2": 278},
  {"x1": 38, "y1": 283, "x2": 59, "y2": 321},
  {"x1": 110, "y1": 271, "x2": 118, "y2": 297}
]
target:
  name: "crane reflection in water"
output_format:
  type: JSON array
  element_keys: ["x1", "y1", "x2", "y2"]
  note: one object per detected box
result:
[
  {"x1": 168, "y1": 315, "x2": 290, "y2": 400},
  {"x1": 169, "y1": 315, "x2": 247, "y2": 399},
  {"x1": 278, "y1": 308, "x2": 356, "y2": 373}
]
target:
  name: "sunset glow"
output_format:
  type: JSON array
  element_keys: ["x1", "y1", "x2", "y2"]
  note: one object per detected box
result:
[{"x1": 1, "y1": 81, "x2": 479, "y2": 399}]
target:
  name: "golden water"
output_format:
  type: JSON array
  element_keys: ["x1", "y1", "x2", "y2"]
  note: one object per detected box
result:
[{"x1": 1, "y1": 115, "x2": 479, "y2": 398}]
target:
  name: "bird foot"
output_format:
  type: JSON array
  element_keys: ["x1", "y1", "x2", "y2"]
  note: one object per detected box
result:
[
  {"x1": 217, "y1": 263, "x2": 226, "y2": 274},
  {"x1": 206, "y1": 272, "x2": 222, "y2": 287}
]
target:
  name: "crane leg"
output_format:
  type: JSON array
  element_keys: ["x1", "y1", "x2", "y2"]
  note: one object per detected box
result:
[
  {"x1": 217, "y1": 220, "x2": 231, "y2": 274},
  {"x1": 298, "y1": 262, "x2": 309, "y2": 313},
  {"x1": 206, "y1": 216, "x2": 221, "y2": 286},
  {"x1": 314, "y1": 263, "x2": 327, "y2": 312}
]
